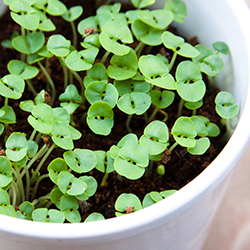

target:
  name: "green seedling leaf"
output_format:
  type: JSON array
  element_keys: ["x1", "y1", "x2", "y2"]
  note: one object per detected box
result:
[
  {"x1": 84, "y1": 213, "x2": 105, "y2": 222},
  {"x1": 59, "y1": 84, "x2": 82, "y2": 114},
  {"x1": 99, "y1": 21, "x2": 133, "y2": 56},
  {"x1": 12, "y1": 32, "x2": 45, "y2": 54},
  {"x1": 28, "y1": 103, "x2": 54, "y2": 134},
  {"x1": 63, "y1": 149, "x2": 97, "y2": 173},
  {"x1": 115, "y1": 193, "x2": 142, "y2": 217},
  {"x1": 48, "y1": 158, "x2": 68, "y2": 184},
  {"x1": 175, "y1": 61, "x2": 206, "y2": 102},
  {"x1": 142, "y1": 190, "x2": 177, "y2": 208},
  {"x1": 65, "y1": 47, "x2": 99, "y2": 71},
  {"x1": 0, "y1": 156, "x2": 13, "y2": 189},
  {"x1": 57, "y1": 171, "x2": 87, "y2": 196},
  {"x1": 200, "y1": 54, "x2": 224, "y2": 76},
  {"x1": 190, "y1": 116, "x2": 208, "y2": 137},
  {"x1": 50, "y1": 187, "x2": 63, "y2": 208},
  {"x1": 85, "y1": 81, "x2": 118, "y2": 108},
  {"x1": 87, "y1": 102, "x2": 114, "y2": 136},
  {"x1": 36, "y1": 10, "x2": 56, "y2": 31},
  {"x1": 187, "y1": 137, "x2": 210, "y2": 155},
  {"x1": 62, "y1": 6, "x2": 83, "y2": 22},
  {"x1": 114, "y1": 79, "x2": 150, "y2": 96},
  {"x1": 117, "y1": 92, "x2": 151, "y2": 115},
  {"x1": 59, "y1": 194, "x2": 81, "y2": 223},
  {"x1": 51, "y1": 121, "x2": 74, "y2": 150},
  {"x1": 162, "y1": 31, "x2": 199, "y2": 58},
  {"x1": 164, "y1": 0, "x2": 187, "y2": 23},
  {"x1": 19, "y1": 100, "x2": 35, "y2": 113},
  {"x1": 215, "y1": 91, "x2": 239, "y2": 119},
  {"x1": 10, "y1": 11, "x2": 40, "y2": 31},
  {"x1": 171, "y1": 117, "x2": 197, "y2": 147},
  {"x1": 97, "y1": 2, "x2": 121, "y2": 14},
  {"x1": 0, "y1": 205, "x2": 16, "y2": 217},
  {"x1": 109, "y1": 133, "x2": 139, "y2": 159},
  {"x1": 94, "y1": 150, "x2": 114, "y2": 173},
  {"x1": 139, "y1": 54, "x2": 176, "y2": 90},
  {"x1": 192, "y1": 44, "x2": 214, "y2": 64},
  {"x1": 0, "y1": 74, "x2": 25, "y2": 99},
  {"x1": 184, "y1": 100, "x2": 203, "y2": 110},
  {"x1": 0, "y1": 106, "x2": 16, "y2": 124},
  {"x1": 67, "y1": 125, "x2": 82, "y2": 140},
  {"x1": 12, "y1": 155, "x2": 28, "y2": 169},
  {"x1": 5, "y1": 132, "x2": 28, "y2": 162},
  {"x1": 126, "y1": 10, "x2": 140, "y2": 24},
  {"x1": 45, "y1": 0, "x2": 67, "y2": 16},
  {"x1": 212, "y1": 41, "x2": 230, "y2": 55},
  {"x1": 16, "y1": 201, "x2": 34, "y2": 220},
  {"x1": 47, "y1": 34, "x2": 71, "y2": 57},
  {"x1": 32, "y1": 208, "x2": 65, "y2": 223},
  {"x1": 84, "y1": 63, "x2": 108, "y2": 88},
  {"x1": 0, "y1": 124, "x2": 4, "y2": 136},
  {"x1": 77, "y1": 16, "x2": 98, "y2": 36},
  {"x1": 0, "y1": 188, "x2": 11, "y2": 206},
  {"x1": 76, "y1": 176, "x2": 98, "y2": 201},
  {"x1": 53, "y1": 107, "x2": 70, "y2": 125},
  {"x1": 138, "y1": 9, "x2": 173, "y2": 30},
  {"x1": 107, "y1": 48, "x2": 138, "y2": 81},
  {"x1": 139, "y1": 121, "x2": 169, "y2": 155},
  {"x1": 7, "y1": 60, "x2": 39, "y2": 80},
  {"x1": 131, "y1": 0, "x2": 155, "y2": 9},
  {"x1": 27, "y1": 140, "x2": 38, "y2": 158},
  {"x1": 132, "y1": 19, "x2": 163, "y2": 46},
  {"x1": 149, "y1": 89, "x2": 175, "y2": 109},
  {"x1": 114, "y1": 142, "x2": 148, "y2": 180}
]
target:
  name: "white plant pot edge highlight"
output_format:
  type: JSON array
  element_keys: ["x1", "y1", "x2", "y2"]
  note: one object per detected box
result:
[{"x1": 0, "y1": 0, "x2": 250, "y2": 249}]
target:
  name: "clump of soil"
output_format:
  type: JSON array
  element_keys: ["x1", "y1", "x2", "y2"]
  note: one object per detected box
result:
[{"x1": 0, "y1": 0, "x2": 225, "y2": 221}]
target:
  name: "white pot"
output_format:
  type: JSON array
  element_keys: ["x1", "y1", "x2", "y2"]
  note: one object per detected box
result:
[{"x1": 1, "y1": 0, "x2": 250, "y2": 250}]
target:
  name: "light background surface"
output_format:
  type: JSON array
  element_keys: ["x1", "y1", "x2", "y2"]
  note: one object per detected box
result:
[{"x1": 202, "y1": 1, "x2": 250, "y2": 249}]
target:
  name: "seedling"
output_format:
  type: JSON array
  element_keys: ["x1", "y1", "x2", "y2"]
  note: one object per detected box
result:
[{"x1": 0, "y1": 0, "x2": 239, "y2": 223}]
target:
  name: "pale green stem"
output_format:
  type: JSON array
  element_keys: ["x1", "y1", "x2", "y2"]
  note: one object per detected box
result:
[
  {"x1": 30, "y1": 143, "x2": 56, "y2": 184},
  {"x1": 20, "y1": 144, "x2": 48, "y2": 179},
  {"x1": 37, "y1": 61, "x2": 56, "y2": 105},
  {"x1": 168, "y1": 51, "x2": 178, "y2": 71},
  {"x1": 126, "y1": 114, "x2": 133, "y2": 132},
  {"x1": 100, "y1": 51, "x2": 110, "y2": 64},
  {"x1": 24, "y1": 165, "x2": 31, "y2": 201},
  {"x1": 29, "y1": 129, "x2": 37, "y2": 141},
  {"x1": 100, "y1": 172, "x2": 109, "y2": 187},
  {"x1": 62, "y1": 64, "x2": 69, "y2": 89},
  {"x1": 192, "y1": 109, "x2": 197, "y2": 116},
  {"x1": 26, "y1": 79, "x2": 37, "y2": 96},
  {"x1": 70, "y1": 21, "x2": 78, "y2": 48},
  {"x1": 169, "y1": 141, "x2": 179, "y2": 152},
  {"x1": 30, "y1": 174, "x2": 49, "y2": 201},
  {"x1": 147, "y1": 106, "x2": 159, "y2": 123},
  {"x1": 135, "y1": 41, "x2": 145, "y2": 57},
  {"x1": 4, "y1": 97, "x2": 8, "y2": 106},
  {"x1": 69, "y1": 70, "x2": 73, "y2": 85},
  {"x1": 13, "y1": 168, "x2": 25, "y2": 204},
  {"x1": 177, "y1": 99, "x2": 185, "y2": 117},
  {"x1": 10, "y1": 182, "x2": 18, "y2": 207}
]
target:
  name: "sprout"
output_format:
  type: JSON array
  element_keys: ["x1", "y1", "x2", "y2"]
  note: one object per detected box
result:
[
  {"x1": 215, "y1": 91, "x2": 239, "y2": 119},
  {"x1": 0, "y1": 156, "x2": 13, "y2": 189},
  {"x1": 47, "y1": 34, "x2": 71, "y2": 57},
  {"x1": 139, "y1": 121, "x2": 169, "y2": 155},
  {"x1": 12, "y1": 32, "x2": 45, "y2": 55},
  {"x1": 139, "y1": 54, "x2": 176, "y2": 90},
  {"x1": 87, "y1": 102, "x2": 114, "y2": 136},
  {"x1": 84, "y1": 212, "x2": 105, "y2": 222},
  {"x1": 99, "y1": 20, "x2": 133, "y2": 56},
  {"x1": 115, "y1": 193, "x2": 142, "y2": 216},
  {"x1": 164, "y1": 0, "x2": 187, "y2": 23},
  {"x1": 32, "y1": 208, "x2": 65, "y2": 223},
  {"x1": 142, "y1": 190, "x2": 177, "y2": 208},
  {"x1": 131, "y1": 0, "x2": 156, "y2": 9}
]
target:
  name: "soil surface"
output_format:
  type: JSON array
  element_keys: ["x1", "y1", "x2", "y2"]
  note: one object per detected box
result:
[{"x1": 0, "y1": 0, "x2": 225, "y2": 221}]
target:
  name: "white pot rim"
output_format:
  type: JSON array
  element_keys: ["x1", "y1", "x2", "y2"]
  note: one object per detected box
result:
[{"x1": 1, "y1": 0, "x2": 250, "y2": 242}]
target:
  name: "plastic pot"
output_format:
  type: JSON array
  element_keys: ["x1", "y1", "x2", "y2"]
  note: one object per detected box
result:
[{"x1": 0, "y1": 0, "x2": 250, "y2": 249}]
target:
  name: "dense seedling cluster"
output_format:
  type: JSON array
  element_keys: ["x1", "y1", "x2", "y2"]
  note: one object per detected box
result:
[{"x1": 0, "y1": 0, "x2": 238, "y2": 223}]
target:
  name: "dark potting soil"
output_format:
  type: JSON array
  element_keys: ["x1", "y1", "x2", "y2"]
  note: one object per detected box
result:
[{"x1": 0, "y1": 0, "x2": 225, "y2": 221}]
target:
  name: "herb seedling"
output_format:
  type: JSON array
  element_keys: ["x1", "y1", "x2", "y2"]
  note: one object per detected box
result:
[{"x1": 0, "y1": 0, "x2": 239, "y2": 223}]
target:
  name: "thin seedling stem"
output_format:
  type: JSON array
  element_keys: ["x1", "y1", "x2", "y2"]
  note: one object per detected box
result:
[{"x1": 177, "y1": 99, "x2": 185, "y2": 117}]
